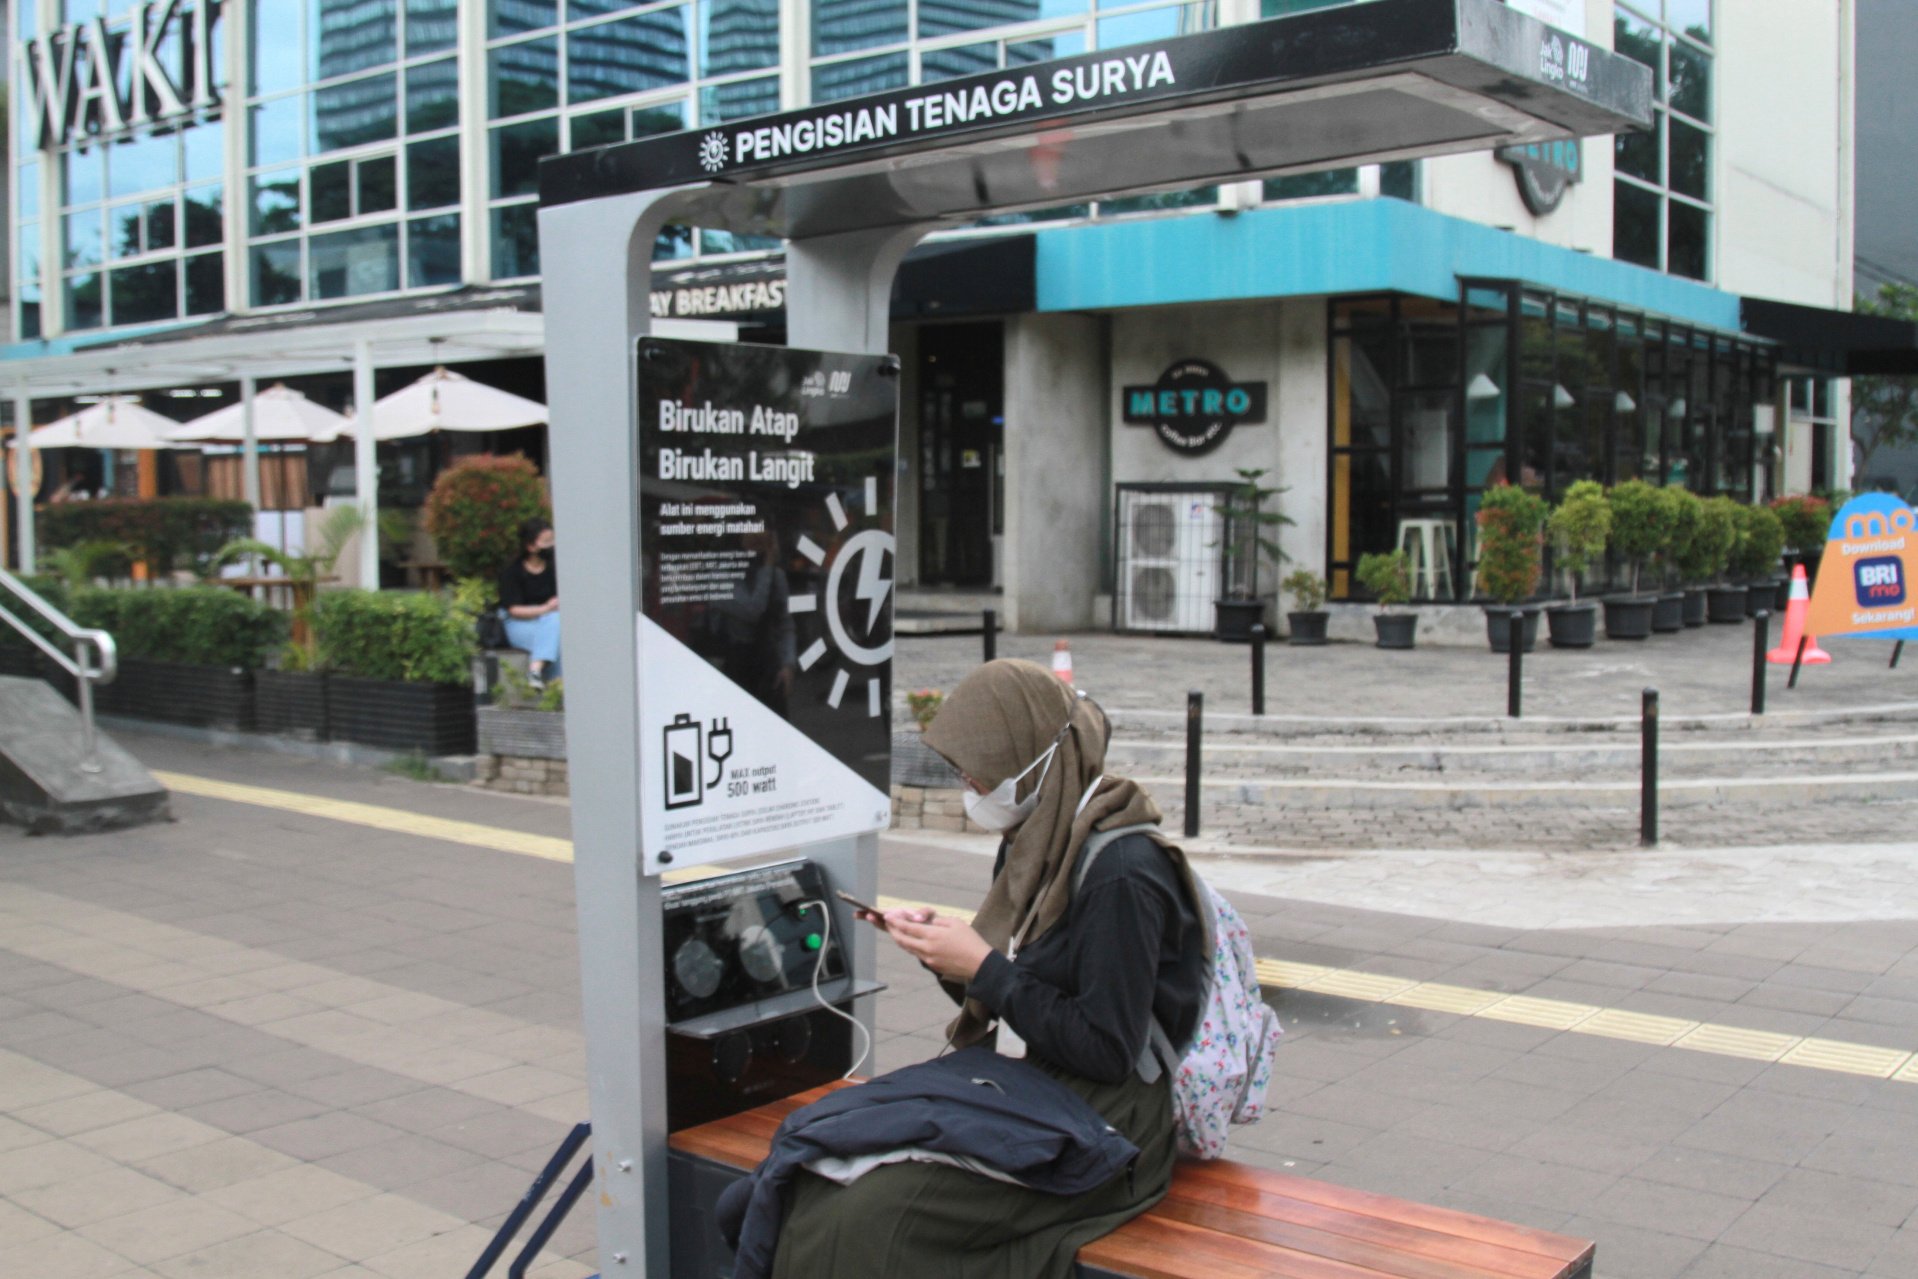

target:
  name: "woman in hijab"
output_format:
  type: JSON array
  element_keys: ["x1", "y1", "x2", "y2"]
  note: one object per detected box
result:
[{"x1": 771, "y1": 658, "x2": 1207, "y2": 1278}]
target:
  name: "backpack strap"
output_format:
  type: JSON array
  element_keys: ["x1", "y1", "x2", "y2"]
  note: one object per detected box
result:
[{"x1": 1071, "y1": 823, "x2": 1188, "y2": 1086}]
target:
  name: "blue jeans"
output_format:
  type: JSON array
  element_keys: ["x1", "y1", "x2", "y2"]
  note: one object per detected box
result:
[{"x1": 503, "y1": 610, "x2": 562, "y2": 675}]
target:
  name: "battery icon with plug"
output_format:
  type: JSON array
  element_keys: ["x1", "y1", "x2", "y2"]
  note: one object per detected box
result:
[{"x1": 663, "y1": 714, "x2": 703, "y2": 809}]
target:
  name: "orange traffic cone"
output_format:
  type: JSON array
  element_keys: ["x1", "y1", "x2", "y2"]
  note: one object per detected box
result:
[
  {"x1": 1051, "y1": 638, "x2": 1074, "y2": 684},
  {"x1": 1768, "y1": 564, "x2": 1831, "y2": 665}
]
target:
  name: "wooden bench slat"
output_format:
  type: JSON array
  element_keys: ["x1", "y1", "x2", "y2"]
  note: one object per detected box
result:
[
  {"x1": 666, "y1": 1083, "x2": 1592, "y2": 1279},
  {"x1": 1175, "y1": 1161, "x2": 1591, "y2": 1264},
  {"x1": 1146, "y1": 1195, "x2": 1566, "y2": 1279},
  {"x1": 1084, "y1": 1214, "x2": 1421, "y2": 1279}
]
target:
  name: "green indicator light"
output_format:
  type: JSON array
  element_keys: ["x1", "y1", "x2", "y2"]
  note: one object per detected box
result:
[{"x1": 804, "y1": 934, "x2": 823, "y2": 951}]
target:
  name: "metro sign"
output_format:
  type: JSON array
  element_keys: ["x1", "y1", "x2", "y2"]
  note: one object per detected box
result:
[{"x1": 18, "y1": 0, "x2": 221, "y2": 151}]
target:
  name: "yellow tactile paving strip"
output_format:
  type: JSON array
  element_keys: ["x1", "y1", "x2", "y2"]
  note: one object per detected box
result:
[{"x1": 159, "y1": 770, "x2": 1918, "y2": 1086}]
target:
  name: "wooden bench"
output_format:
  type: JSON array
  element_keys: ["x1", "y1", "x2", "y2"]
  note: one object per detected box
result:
[{"x1": 668, "y1": 1084, "x2": 1594, "y2": 1279}]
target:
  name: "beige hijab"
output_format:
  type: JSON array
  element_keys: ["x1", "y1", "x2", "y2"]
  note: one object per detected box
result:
[{"x1": 923, "y1": 659, "x2": 1193, "y2": 1049}]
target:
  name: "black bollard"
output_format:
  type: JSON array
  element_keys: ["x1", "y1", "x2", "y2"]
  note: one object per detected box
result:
[
  {"x1": 1893, "y1": 641, "x2": 1905, "y2": 670},
  {"x1": 1751, "y1": 610, "x2": 1769, "y2": 716},
  {"x1": 1507, "y1": 612, "x2": 1524, "y2": 719},
  {"x1": 982, "y1": 609, "x2": 996, "y2": 663},
  {"x1": 1184, "y1": 690, "x2": 1203, "y2": 839},
  {"x1": 1250, "y1": 624, "x2": 1267, "y2": 716},
  {"x1": 1641, "y1": 687, "x2": 1659, "y2": 848},
  {"x1": 1789, "y1": 632, "x2": 1809, "y2": 689}
]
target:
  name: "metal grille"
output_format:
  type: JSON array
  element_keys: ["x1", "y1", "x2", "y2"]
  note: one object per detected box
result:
[{"x1": 1113, "y1": 483, "x2": 1232, "y2": 635}]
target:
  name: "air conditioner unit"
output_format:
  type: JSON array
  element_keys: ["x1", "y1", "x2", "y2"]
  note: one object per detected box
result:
[{"x1": 1118, "y1": 492, "x2": 1221, "y2": 633}]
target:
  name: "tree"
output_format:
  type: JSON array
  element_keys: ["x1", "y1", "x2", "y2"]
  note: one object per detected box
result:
[
  {"x1": 1852, "y1": 284, "x2": 1918, "y2": 480},
  {"x1": 422, "y1": 454, "x2": 552, "y2": 582}
]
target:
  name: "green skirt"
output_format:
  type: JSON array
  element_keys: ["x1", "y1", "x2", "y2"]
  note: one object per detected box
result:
[{"x1": 768, "y1": 1062, "x2": 1176, "y2": 1279}]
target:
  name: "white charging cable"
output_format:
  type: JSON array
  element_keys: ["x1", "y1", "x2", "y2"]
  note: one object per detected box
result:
[{"x1": 801, "y1": 898, "x2": 873, "y2": 1080}]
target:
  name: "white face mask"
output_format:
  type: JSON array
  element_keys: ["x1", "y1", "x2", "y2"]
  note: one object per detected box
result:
[{"x1": 962, "y1": 731, "x2": 1066, "y2": 832}]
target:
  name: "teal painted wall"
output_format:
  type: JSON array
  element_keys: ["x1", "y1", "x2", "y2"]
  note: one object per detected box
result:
[{"x1": 1035, "y1": 199, "x2": 1744, "y2": 331}]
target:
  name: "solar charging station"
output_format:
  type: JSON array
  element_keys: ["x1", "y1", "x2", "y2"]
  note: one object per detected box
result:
[{"x1": 532, "y1": 1, "x2": 1651, "y2": 1270}]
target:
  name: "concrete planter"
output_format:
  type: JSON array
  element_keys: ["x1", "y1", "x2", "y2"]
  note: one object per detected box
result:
[
  {"x1": 327, "y1": 676, "x2": 476, "y2": 755},
  {"x1": 1484, "y1": 606, "x2": 1540, "y2": 653},
  {"x1": 477, "y1": 706, "x2": 569, "y2": 760},
  {"x1": 1372, "y1": 612, "x2": 1418, "y2": 649},
  {"x1": 1652, "y1": 592, "x2": 1686, "y2": 634},
  {"x1": 1707, "y1": 585, "x2": 1749, "y2": 624},
  {"x1": 1602, "y1": 596, "x2": 1656, "y2": 641},
  {"x1": 1545, "y1": 602, "x2": 1597, "y2": 649},
  {"x1": 892, "y1": 730, "x2": 959, "y2": 788},
  {"x1": 1287, "y1": 611, "x2": 1329, "y2": 645}
]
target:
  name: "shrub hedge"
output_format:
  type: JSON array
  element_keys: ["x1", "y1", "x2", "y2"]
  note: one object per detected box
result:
[
  {"x1": 311, "y1": 589, "x2": 475, "y2": 686},
  {"x1": 65, "y1": 586, "x2": 286, "y2": 668},
  {"x1": 421, "y1": 454, "x2": 550, "y2": 582},
  {"x1": 39, "y1": 498, "x2": 253, "y2": 576}
]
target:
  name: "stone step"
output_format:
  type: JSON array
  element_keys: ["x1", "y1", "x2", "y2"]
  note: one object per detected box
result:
[
  {"x1": 1127, "y1": 768, "x2": 1918, "y2": 811},
  {"x1": 0, "y1": 676, "x2": 170, "y2": 834},
  {"x1": 1106, "y1": 731, "x2": 1918, "y2": 778}
]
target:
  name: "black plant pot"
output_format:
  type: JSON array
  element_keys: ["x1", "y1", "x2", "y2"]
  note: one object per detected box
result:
[
  {"x1": 1652, "y1": 592, "x2": 1686, "y2": 634},
  {"x1": 326, "y1": 676, "x2": 477, "y2": 755},
  {"x1": 1773, "y1": 577, "x2": 1791, "y2": 612},
  {"x1": 1372, "y1": 612, "x2": 1418, "y2": 650},
  {"x1": 1682, "y1": 587, "x2": 1709, "y2": 628},
  {"x1": 1287, "y1": 611, "x2": 1329, "y2": 646},
  {"x1": 1214, "y1": 598, "x2": 1269, "y2": 644},
  {"x1": 95, "y1": 659, "x2": 256, "y2": 730},
  {"x1": 1484, "y1": 606, "x2": 1541, "y2": 653},
  {"x1": 255, "y1": 670, "x2": 329, "y2": 740},
  {"x1": 1546, "y1": 602, "x2": 1598, "y2": 648},
  {"x1": 1744, "y1": 581, "x2": 1776, "y2": 618},
  {"x1": 1707, "y1": 585, "x2": 1749, "y2": 624},
  {"x1": 1603, "y1": 596, "x2": 1656, "y2": 641}
]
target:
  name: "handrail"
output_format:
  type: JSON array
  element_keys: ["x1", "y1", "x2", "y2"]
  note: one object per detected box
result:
[{"x1": 0, "y1": 567, "x2": 118, "y2": 772}]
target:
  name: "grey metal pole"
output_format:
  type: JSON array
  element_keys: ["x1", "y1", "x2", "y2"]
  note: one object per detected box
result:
[
  {"x1": 1750, "y1": 610, "x2": 1769, "y2": 715},
  {"x1": 1250, "y1": 623, "x2": 1266, "y2": 715},
  {"x1": 12, "y1": 386, "x2": 33, "y2": 572},
  {"x1": 74, "y1": 638, "x2": 100, "y2": 773},
  {"x1": 1184, "y1": 690, "x2": 1202, "y2": 839},
  {"x1": 240, "y1": 375, "x2": 262, "y2": 515},
  {"x1": 1640, "y1": 687, "x2": 1658, "y2": 847},
  {"x1": 982, "y1": 608, "x2": 996, "y2": 662},
  {"x1": 1506, "y1": 612, "x2": 1523, "y2": 719},
  {"x1": 352, "y1": 340, "x2": 379, "y2": 590}
]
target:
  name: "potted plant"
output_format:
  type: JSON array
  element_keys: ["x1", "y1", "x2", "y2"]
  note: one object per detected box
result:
[
  {"x1": 209, "y1": 506, "x2": 365, "y2": 739},
  {"x1": 1600, "y1": 480, "x2": 1671, "y2": 640},
  {"x1": 1214, "y1": 468, "x2": 1294, "y2": 643},
  {"x1": 1475, "y1": 484, "x2": 1549, "y2": 653},
  {"x1": 1355, "y1": 550, "x2": 1417, "y2": 649},
  {"x1": 67, "y1": 585, "x2": 284, "y2": 730},
  {"x1": 1732, "y1": 503, "x2": 1788, "y2": 616},
  {"x1": 1770, "y1": 494, "x2": 1831, "y2": 577},
  {"x1": 1698, "y1": 496, "x2": 1747, "y2": 622},
  {"x1": 422, "y1": 454, "x2": 553, "y2": 581},
  {"x1": 1544, "y1": 481, "x2": 1610, "y2": 648},
  {"x1": 312, "y1": 589, "x2": 478, "y2": 754},
  {"x1": 1650, "y1": 487, "x2": 1695, "y2": 632},
  {"x1": 1665, "y1": 488, "x2": 1713, "y2": 626},
  {"x1": 477, "y1": 663, "x2": 569, "y2": 761},
  {"x1": 1281, "y1": 569, "x2": 1329, "y2": 646}
]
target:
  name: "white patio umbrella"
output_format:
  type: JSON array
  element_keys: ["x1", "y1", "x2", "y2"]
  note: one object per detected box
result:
[
  {"x1": 345, "y1": 366, "x2": 549, "y2": 440},
  {"x1": 29, "y1": 396, "x2": 186, "y2": 449},
  {"x1": 165, "y1": 384, "x2": 349, "y2": 444}
]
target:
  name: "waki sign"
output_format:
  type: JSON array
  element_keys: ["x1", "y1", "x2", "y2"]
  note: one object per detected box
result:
[{"x1": 19, "y1": 0, "x2": 221, "y2": 150}]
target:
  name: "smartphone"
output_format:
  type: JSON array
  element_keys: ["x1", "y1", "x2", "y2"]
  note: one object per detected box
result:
[{"x1": 835, "y1": 889, "x2": 884, "y2": 922}]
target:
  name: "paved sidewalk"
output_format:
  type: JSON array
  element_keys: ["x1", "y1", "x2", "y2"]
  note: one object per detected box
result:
[{"x1": 1, "y1": 732, "x2": 1916, "y2": 1277}]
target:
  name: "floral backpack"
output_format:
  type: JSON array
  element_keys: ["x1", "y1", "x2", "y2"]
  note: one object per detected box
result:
[{"x1": 1074, "y1": 824, "x2": 1282, "y2": 1160}]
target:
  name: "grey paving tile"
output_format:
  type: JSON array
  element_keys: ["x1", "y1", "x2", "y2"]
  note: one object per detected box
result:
[
  {"x1": 1753, "y1": 1168, "x2": 1918, "y2": 1229},
  {"x1": 120, "y1": 1069, "x2": 265, "y2": 1111},
  {"x1": 1506, "y1": 1123, "x2": 1664, "y2": 1177},
  {"x1": 1582, "y1": 1175, "x2": 1750, "y2": 1241},
  {"x1": 1716, "y1": 1202, "x2": 1897, "y2": 1273},
  {"x1": 1628, "y1": 1146, "x2": 1788, "y2": 1201},
  {"x1": 315, "y1": 1134, "x2": 488, "y2": 1190},
  {"x1": 249, "y1": 1112, "x2": 408, "y2": 1161},
  {"x1": 1556, "y1": 1216, "x2": 1706, "y2": 1279},
  {"x1": 180, "y1": 1089, "x2": 334, "y2": 1135},
  {"x1": 1448, "y1": 1153, "x2": 1618, "y2": 1217}
]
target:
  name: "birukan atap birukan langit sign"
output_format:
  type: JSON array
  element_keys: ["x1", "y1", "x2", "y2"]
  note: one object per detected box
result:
[{"x1": 1803, "y1": 494, "x2": 1918, "y2": 644}]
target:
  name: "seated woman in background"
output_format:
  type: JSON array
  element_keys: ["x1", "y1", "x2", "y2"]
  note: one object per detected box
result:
[{"x1": 499, "y1": 517, "x2": 561, "y2": 687}]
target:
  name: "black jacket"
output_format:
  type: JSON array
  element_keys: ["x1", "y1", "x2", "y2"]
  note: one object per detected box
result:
[{"x1": 714, "y1": 1047, "x2": 1139, "y2": 1279}]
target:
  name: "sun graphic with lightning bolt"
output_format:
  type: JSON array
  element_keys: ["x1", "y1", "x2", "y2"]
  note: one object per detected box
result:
[{"x1": 789, "y1": 476, "x2": 892, "y2": 717}]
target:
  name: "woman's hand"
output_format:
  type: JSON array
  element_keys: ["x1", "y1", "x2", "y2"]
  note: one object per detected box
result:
[{"x1": 887, "y1": 914, "x2": 996, "y2": 983}]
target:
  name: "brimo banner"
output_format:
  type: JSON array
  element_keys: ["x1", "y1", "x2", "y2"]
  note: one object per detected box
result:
[{"x1": 18, "y1": 0, "x2": 221, "y2": 151}]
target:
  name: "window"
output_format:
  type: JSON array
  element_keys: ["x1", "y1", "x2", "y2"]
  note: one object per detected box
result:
[
  {"x1": 245, "y1": 0, "x2": 464, "y2": 308},
  {"x1": 1612, "y1": 2, "x2": 1712, "y2": 280}
]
